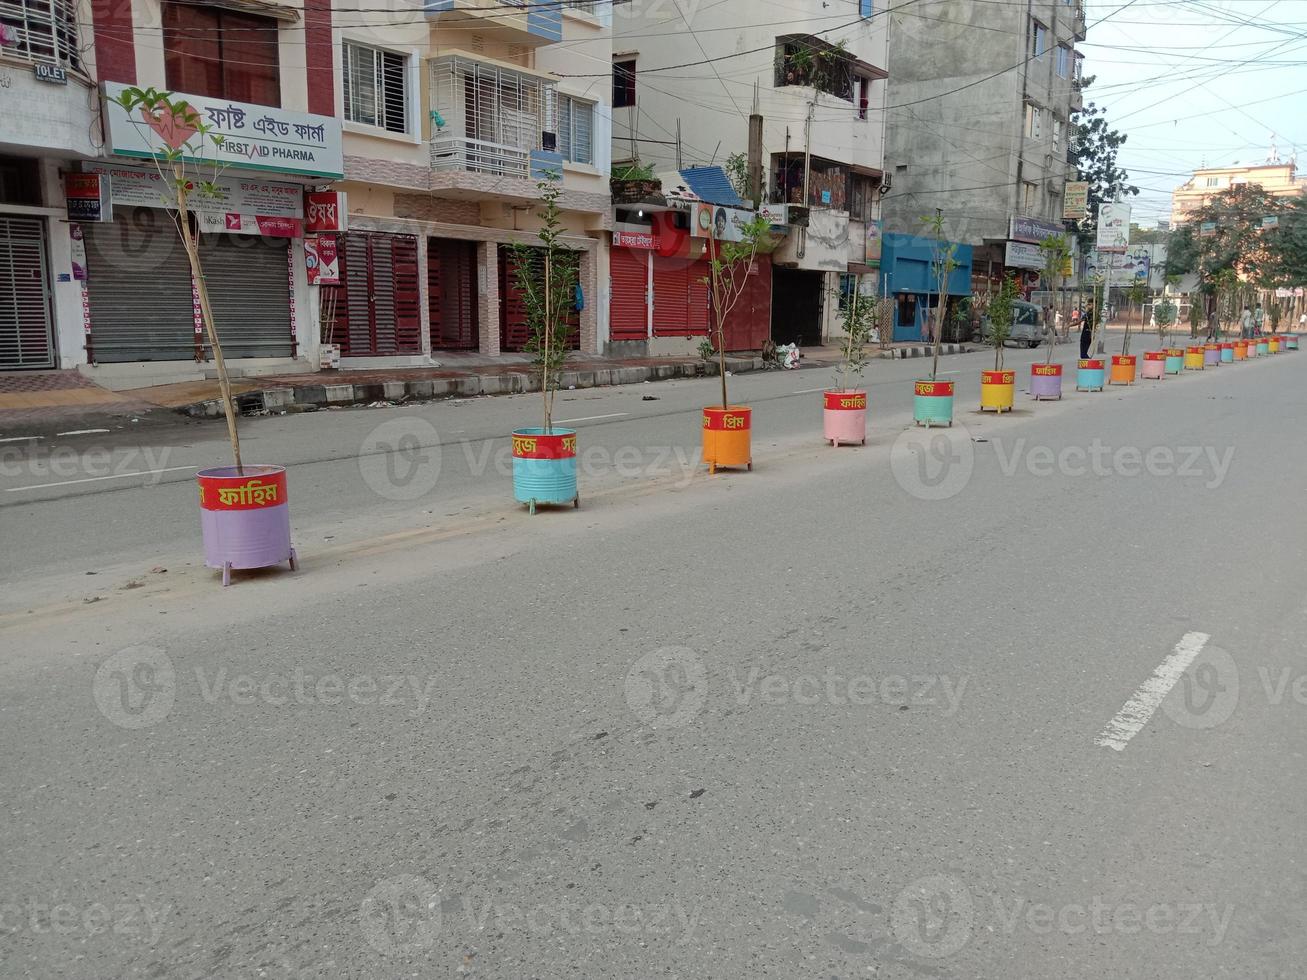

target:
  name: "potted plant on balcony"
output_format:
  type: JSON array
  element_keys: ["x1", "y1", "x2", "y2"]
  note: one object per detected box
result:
[
  {"x1": 509, "y1": 172, "x2": 581, "y2": 514},
  {"x1": 1145, "y1": 296, "x2": 1176, "y2": 379},
  {"x1": 913, "y1": 210, "x2": 958, "y2": 426},
  {"x1": 823, "y1": 277, "x2": 872, "y2": 446},
  {"x1": 1032, "y1": 234, "x2": 1070, "y2": 399},
  {"x1": 1110, "y1": 279, "x2": 1145, "y2": 384},
  {"x1": 111, "y1": 87, "x2": 295, "y2": 586},
  {"x1": 701, "y1": 214, "x2": 771, "y2": 474},
  {"x1": 980, "y1": 273, "x2": 1017, "y2": 413},
  {"x1": 609, "y1": 161, "x2": 663, "y2": 206}
]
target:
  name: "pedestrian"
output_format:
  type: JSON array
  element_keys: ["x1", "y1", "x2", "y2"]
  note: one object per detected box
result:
[
  {"x1": 1080, "y1": 302, "x2": 1094, "y2": 359},
  {"x1": 1239, "y1": 305, "x2": 1252, "y2": 340},
  {"x1": 1299, "y1": 311, "x2": 1306, "y2": 330},
  {"x1": 1254, "y1": 303, "x2": 1265, "y2": 336}
]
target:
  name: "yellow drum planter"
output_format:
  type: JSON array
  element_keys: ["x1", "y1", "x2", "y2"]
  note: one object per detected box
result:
[
  {"x1": 1268, "y1": 336, "x2": 1281, "y2": 354},
  {"x1": 1234, "y1": 340, "x2": 1248, "y2": 361},
  {"x1": 1165, "y1": 347, "x2": 1185, "y2": 374},
  {"x1": 980, "y1": 370, "x2": 1015, "y2": 413},
  {"x1": 1184, "y1": 346, "x2": 1205, "y2": 370},
  {"x1": 1109, "y1": 355, "x2": 1137, "y2": 385},
  {"x1": 702, "y1": 406, "x2": 752, "y2": 475}
]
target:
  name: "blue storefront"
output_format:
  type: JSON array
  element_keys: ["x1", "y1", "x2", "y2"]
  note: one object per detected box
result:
[{"x1": 878, "y1": 234, "x2": 973, "y2": 342}]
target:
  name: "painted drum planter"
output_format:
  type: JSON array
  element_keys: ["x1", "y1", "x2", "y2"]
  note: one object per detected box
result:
[
  {"x1": 1184, "y1": 346, "x2": 1205, "y2": 370},
  {"x1": 703, "y1": 406, "x2": 752, "y2": 474},
  {"x1": 1076, "y1": 359, "x2": 1105, "y2": 392},
  {"x1": 822, "y1": 390, "x2": 867, "y2": 447},
  {"x1": 1030, "y1": 362, "x2": 1063, "y2": 400},
  {"x1": 1285, "y1": 334, "x2": 1299, "y2": 350},
  {"x1": 1142, "y1": 351, "x2": 1166, "y2": 380},
  {"x1": 1234, "y1": 340, "x2": 1248, "y2": 361},
  {"x1": 197, "y1": 465, "x2": 296, "y2": 587},
  {"x1": 1109, "y1": 354, "x2": 1137, "y2": 385},
  {"x1": 980, "y1": 370, "x2": 1016, "y2": 413},
  {"x1": 1220, "y1": 342, "x2": 1234, "y2": 363},
  {"x1": 1267, "y1": 336, "x2": 1281, "y2": 354},
  {"x1": 913, "y1": 379, "x2": 954, "y2": 427},
  {"x1": 1203, "y1": 344, "x2": 1221, "y2": 367},
  {"x1": 512, "y1": 427, "x2": 579, "y2": 514},
  {"x1": 1256, "y1": 338, "x2": 1269, "y2": 356},
  {"x1": 1165, "y1": 348, "x2": 1185, "y2": 374}
]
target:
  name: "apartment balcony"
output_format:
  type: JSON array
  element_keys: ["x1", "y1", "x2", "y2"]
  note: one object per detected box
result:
[
  {"x1": 423, "y1": 0, "x2": 561, "y2": 45},
  {"x1": 1072, "y1": 6, "x2": 1087, "y2": 40},
  {"x1": 427, "y1": 54, "x2": 606, "y2": 213}
]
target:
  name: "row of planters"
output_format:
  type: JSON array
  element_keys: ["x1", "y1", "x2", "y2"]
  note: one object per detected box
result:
[{"x1": 129, "y1": 88, "x2": 1297, "y2": 584}]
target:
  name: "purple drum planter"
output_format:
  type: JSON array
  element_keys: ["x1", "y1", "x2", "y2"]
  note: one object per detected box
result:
[
  {"x1": 1029, "y1": 364, "x2": 1063, "y2": 400},
  {"x1": 1203, "y1": 346, "x2": 1221, "y2": 367},
  {"x1": 197, "y1": 466, "x2": 296, "y2": 587}
]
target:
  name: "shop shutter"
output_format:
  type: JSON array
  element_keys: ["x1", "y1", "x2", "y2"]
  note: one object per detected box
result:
[
  {"x1": 197, "y1": 233, "x2": 293, "y2": 359},
  {"x1": 499, "y1": 245, "x2": 582, "y2": 352},
  {"x1": 429, "y1": 238, "x2": 478, "y2": 350},
  {"x1": 721, "y1": 255, "x2": 771, "y2": 351},
  {"x1": 609, "y1": 247, "x2": 648, "y2": 341},
  {"x1": 82, "y1": 208, "x2": 195, "y2": 363},
  {"x1": 332, "y1": 233, "x2": 422, "y2": 356},
  {"x1": 687, "y1": 257, "x2": 711, "y2": 337},
  {"x1": 0, "y1": 216, "x2": 54, "y2": 369},
  {"x1": 654, "y1": 255, "x2": 706, "y2": 337}
]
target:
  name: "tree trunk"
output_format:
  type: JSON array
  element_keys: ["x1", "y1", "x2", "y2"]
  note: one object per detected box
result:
[{"x1": 176, "y1": 165, "x2": 242, "y2": 474}]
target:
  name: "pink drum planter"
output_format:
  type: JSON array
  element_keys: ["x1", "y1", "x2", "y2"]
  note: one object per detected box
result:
[
  {"x1": 823, "y1": 390, "x2": 867, "y2": 446},
  {"x1": 1141, "y1": 351, "x2": 1166, "y2": 379},
  {"x1": 197, "y1": 465, "x2": 297, "y2": 587}
]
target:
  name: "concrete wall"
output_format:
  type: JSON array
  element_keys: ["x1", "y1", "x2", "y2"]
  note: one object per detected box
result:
[{"x1": 880, "y1": 0, "x2": 1079, "y2": 246}]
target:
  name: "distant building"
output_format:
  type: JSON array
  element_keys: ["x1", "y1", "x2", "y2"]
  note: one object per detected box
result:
[{"x1": 1171, "y1": 147, "x2": 1304, "y2": 224}]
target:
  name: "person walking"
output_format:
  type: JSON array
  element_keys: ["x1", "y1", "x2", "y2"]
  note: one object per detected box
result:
[
  {"x1": 1080, "y1": 302, "x2": 1095, "y2": 359},
  {"x1": 1254, "y1": 303, "x2": 1265, "y2": 337},
  {"x1": 1240, "y1": 305, "x2": 1253, "y2": 340}
]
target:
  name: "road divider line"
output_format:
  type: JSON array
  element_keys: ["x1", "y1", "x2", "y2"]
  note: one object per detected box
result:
[
  {"x1": 1095, "y1": 631, "x2": 1212, "y2": 752},
  {"x1": 5, "y1": 465, "x2": 198, "y2": 492},
  {"x1": 793, "y1": 387, "x2": 826, "y2": 394},
  {"x1": 555, "y1": 413, "x2": 629, "y2": 424}
]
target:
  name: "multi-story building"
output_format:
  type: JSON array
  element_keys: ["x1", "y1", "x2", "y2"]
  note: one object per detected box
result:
[
  {"x1": 609, "y1": 1, "x2": 890, "y2": 346},
  {"x1": 879, "y1": 0, "x2": 1084, "y2": 301},
  {"x1": 0, "y1": 0, "x2": 610, "y2": 380},
  {"x1": 1, "y1": 0, "x2": 102, "y2": 370},
  {"x1": 1171, "y1": 150, "x2": 1302, "y2": 224}
]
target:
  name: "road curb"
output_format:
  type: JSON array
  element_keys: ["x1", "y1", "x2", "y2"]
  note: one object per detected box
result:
[
  {"x1": 879, "y1": 344, "x2": 972, "y2": 359},
  {"x1": 181, "y1": 356, "x2": 770, "y2": 419}
]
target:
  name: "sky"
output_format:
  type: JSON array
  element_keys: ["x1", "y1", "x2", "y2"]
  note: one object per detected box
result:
[{"x1": 1082, "y1": 0, "x2": 1307, "y2": 227}]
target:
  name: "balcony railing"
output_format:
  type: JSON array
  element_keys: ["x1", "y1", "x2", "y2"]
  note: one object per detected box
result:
[{"x1": 430, "y1": 136, "x2": 531, "y2": 179}]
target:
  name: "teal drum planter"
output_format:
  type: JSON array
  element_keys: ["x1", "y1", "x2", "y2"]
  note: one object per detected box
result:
[
  {"x1": 512, "y1": 427, "x2": 579, "y2": 514},
  {"x1": 1164, "y1": 348, "x2": 1184, "y2": 374},
  {"x1": 913, "y1": 379, "x2": 954, "y2": 427},
  {"x1": 1077, "y1": 358, "x2": 1105, "y2": 392}
]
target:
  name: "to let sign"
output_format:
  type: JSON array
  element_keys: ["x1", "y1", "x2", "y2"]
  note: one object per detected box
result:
[
  {"x1": 33, "y1": 63, "x2": 67, "y2": 84},
  {"x1": 64, "y1": 173, "x2": 112, "y2": 222}
]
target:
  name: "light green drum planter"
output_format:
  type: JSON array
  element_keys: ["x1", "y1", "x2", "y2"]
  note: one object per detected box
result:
[
  {"x1": 1076, "y1": 358, "x2": 1105, "y2": 392},
  {"x1": 1165, "y1": 348, "x2": 1184, "y2": 374},
  {"x1": 913, "y1": 379, "x2": 954, "y2": 427},
  {"x1": 1286, "y1": 334, "x2": 1300, "y2": 350},
  {"x1": 512, "y1": 427, "x2": 579, "y2": 514}
]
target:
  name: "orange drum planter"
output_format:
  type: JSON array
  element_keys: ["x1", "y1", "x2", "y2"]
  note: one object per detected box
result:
[
  {"x1": 1109, "y1": 355, "x2": 1137, "y2": 385},
  {"x1": 1234, "y1": 340, "x2": 1248, "y2": 360},
  {"x1": 980, "y1": 370, "x2": 1015, "y2": 413},
  {"x1": 703, "y1": 406, "x2": 752, "y2": 474},
  {"x1": 822, "y1": 390, "x2": 867, "y2": 447}
]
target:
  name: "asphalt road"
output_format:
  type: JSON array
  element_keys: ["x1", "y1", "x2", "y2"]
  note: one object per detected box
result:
[{"x1": 2, "y1": 338, "x2": 1305, "y2": 979}]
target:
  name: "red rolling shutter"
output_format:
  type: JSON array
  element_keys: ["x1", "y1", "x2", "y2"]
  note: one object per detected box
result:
[
  {"x1": 429, "y1": 239, "x2": 478, "y2": 350},
  {"x1": 500, "y1": 245, "x2": 582, "y2": 352},
  {"x1": 609, "y1": 247, "x2": 648, "y2": 341},
  {"x1": 652, "y1": 256, "x2": 687, "y2": 337},
  {"x1": 721, "y1": 255, "x2": 772, "y2": 351},
  {"x1": 687, "y1": 257, "x2": 711, "y2": 337},
  {"x1": 330, "y1": 233, "x2": 420, "y2": 356},
  {"x1": 392, "y1": 235, "x2": 421, "y2": 353}
]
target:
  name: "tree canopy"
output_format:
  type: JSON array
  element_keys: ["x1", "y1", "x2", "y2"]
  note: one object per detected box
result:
[
  {"x1": 1166, "y1": 184, "x2": 1305, "y2": 294},
  {"x1": 1068, "y1": 78, "x2": 1139, "y2": 250}
]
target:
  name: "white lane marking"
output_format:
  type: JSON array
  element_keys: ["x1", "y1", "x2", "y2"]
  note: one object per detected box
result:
[
  {"x1": 56, "y1": 428, "x2": 111, "y2": 436},
  {"x1": 0, "y1": 436, "x2": 41, "y2": 443},
  {"x1": 5, "y1": 465, "x2": 198, "y2": 492},
  {"x1": 793, "y1": 387, "x2": 827, "y2": 394},
  {"x1": 555, "y1": 413, "x2": 629, "y2": 424},
  {"x1": 1095, "y1": 631, "x2": 1212, "y2": 751}
]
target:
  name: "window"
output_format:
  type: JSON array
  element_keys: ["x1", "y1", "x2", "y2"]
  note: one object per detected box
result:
[
  {"x1": 859, "y1": 0, "x2": 872, "y2": 16},
  {"x1": 1056, "y1": 45, "x2": 1070, "y2": 78},
  {"x1": 1025, "y1": 104, "x2": 1042, "y2": 139},
  {"x1": 1031, "y1": 20, "x2": 1047, "y2": 59},
  {"x1": 0, "y1": 0, "x2": 81, "y2": 70},
  {"x1": 1073, "y1": 53, "x2": 1084, "y2": 80},
  {"x1": 613, "y1": 59, "x2": 636, "y2": 108},
  {"x1": 558, "y1": 95, "x2": 594, "y2": 165},
  {"x1": 343, "y1": 42, "x2": 409, "y2": 134},
  {"x1": 847, "y1": 172, "x2": 877, "y2": 222},
  {"x1": 1052, "y1": 117, "x2": 1063, "y2": 150},
  {"x1": 163, "y1": 3, "x2": 280, "y2": 107},
  {"x1": 1205, "y1": 176, "x2": 1220, "y2": 188},
  {"x1": 777, "y1": 35, "x2": 853, "y2": 100},
  {"x1": 858, "y1": 76, "x2": 870, "y2": 121},
  {"x1": 1023, "y1": 181, "x2": 1039, "y2": 212}
]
